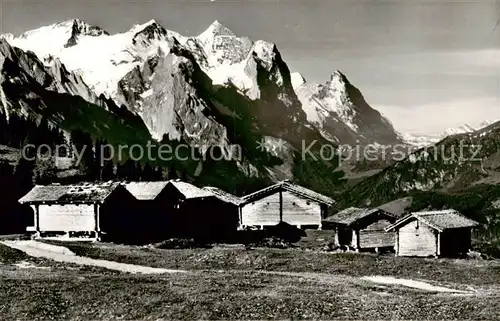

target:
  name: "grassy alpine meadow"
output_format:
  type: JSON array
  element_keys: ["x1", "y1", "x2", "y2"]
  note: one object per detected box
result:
[
  {"x1": 42, "y1": 237, "x2": 500, "y2": 286},
  {"x1": 1, "y1": 237, "x2": 500, "y2": 320},
  {"x1": 1, "y1": 258, "x2": 499, "y2": 320}
]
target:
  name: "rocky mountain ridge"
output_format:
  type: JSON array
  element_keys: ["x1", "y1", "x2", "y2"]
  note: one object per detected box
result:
[
  {"x1": 342, "y1": 118, "x2": 500, "y2": 205},
  {"x1": 2, "y1": 19, "x2": 403, "y2": 148}
]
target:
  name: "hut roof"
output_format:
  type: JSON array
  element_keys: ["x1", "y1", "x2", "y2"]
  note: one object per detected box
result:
[
  {"x1": 202, "y1": 186, "x2": 243, "y2": 205},
  {"x1": 241, "y1": 180, "x2": 335, "y2": 206},
  {"x1": 168, "y1": 180, "x2": 214, "y2": 199},
  {"x1": 385, "y1": 209, "x2": 480, "y2": 232},
  {"x1": 18, "y1": 182, "x2": 120, "y2": 204},
  {"x1": 124, "y1": 181, "x2": 169, "y2": 200},
  {"x1": 323, "y1": 207, "x2": 395, "y2": 226}
]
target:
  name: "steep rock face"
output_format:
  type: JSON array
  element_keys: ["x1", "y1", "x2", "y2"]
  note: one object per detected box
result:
[
  {"x1": 140, "y1": 53, "x2": 233, "y2": 155},
  {"x1": 0, "y1": 38, "x2": 150, "y2": 143},
  {"x1": 114, "y1": 26, "x2": 314, "y2": 153},
  {"x1": 292, "y1": 71, "x2": 403, "y2": 146},
  {"x1": 1, "y1": 18, "x2": 408, "y2": 190},
  {"x1": 0, "y1": 37, "x2": 278, "y2": 194},
  {"x1": 3, "y1": 19, "x2": 401, "y2": 149},
  {"x1": 64, "y1": 19, "x2": 109, "y2": 48},
  {"x1": 0, "y1": 38, "x2": 129, "y2": 116}
]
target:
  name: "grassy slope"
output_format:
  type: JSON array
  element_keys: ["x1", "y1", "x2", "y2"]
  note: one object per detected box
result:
[
  {"x1": 1, "y1": 240, "x2": 499, "y2": 320},
  {"x1": 43, "y1": 241, "x2": 500, "y2": 286},
  {"x1": 1, "y1": 269, "x2": 498, "y2": 320}
]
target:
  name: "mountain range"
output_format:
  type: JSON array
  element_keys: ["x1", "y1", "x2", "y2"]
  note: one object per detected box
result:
[
  {"x1": 0, "y1": 18, "x2": 410, "y2": 193},
  {"x1": 1, "y1": 18, "x2": 500, "y2": 243},
  {"x1": 402, "y1": 120, "x2": 497, "y2": 148},
  {"x1": 0, "y1": 19, "x2": 497, "y2": 187},
  {"x1": 2, "y1": 19, "x2": 405, "y2": 145}
]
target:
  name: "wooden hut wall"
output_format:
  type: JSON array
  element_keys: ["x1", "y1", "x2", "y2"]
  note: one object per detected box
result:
[{"x1": 397, "y1": 219, "x2": 437, "y2": 257}]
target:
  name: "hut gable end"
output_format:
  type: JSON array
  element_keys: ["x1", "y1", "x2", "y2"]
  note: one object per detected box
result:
[
  {"x1": 124, "y1": 182, "x2": 169, "y2": 201},
  {"x1": 241, "y1": 180, "x2": 335, "y2": 206},
  {"x1": 398, "y1": 219, "x2": 437, "y2": 257},
  {"x1": 241, "y1": 192, "x2": 281, "y2": 226}
]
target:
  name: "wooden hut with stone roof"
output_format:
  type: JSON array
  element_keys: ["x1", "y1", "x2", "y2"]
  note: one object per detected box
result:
[
  {"x1": 18, "y1": 182, "x2": 136, "y2": 241},
  {"x1": 323, "y1": 207, "x2": 397, "y2": 252},
  {"x1": 385, "y1": 209, "x2": 480, "y2": 257}
]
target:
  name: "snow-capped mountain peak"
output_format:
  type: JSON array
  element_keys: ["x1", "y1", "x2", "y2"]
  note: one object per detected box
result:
[
  {"x1": 197, "y1": 20, "x2": 235, "y2": 42},
  {"x1": 19, "y1": 19, "x2": 108, "y2": 41},
  {"x1": 0, "y1": 33, "x2": 15, "y2": 42},
  {"x1": 441, "y1": 124, "x2": 476, "y2": 137},
  {"x1": 402, "y1": 119, "x2": 499, "y2": 148},
  {"x1": 328, "y1": 70, "x2": 346, "y2": 86},
  {"x1": 293, "y1": 70, "x2": 402, "y2": 145},
  {"x1": 2, "y1": 18, "x2": 403, "y2": 148},
  {"x1": 3, "y1": 19, "x2": 289, "y2": 103},
  {"x1": 64, "y1": 19, "x2": 109, "y2": 48},
  {"x1": 130, "y1": 19, "x2": 161, "y2": 33},
  {"x1": 438, "y1": 121, "x2": 497, "y2": 140},
  {"x1": 2, "y1": 19, "x2": 179, "y2": 100}
]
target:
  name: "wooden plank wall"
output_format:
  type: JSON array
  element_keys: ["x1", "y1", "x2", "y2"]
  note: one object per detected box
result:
[
  {"x1": 38, "y1": 204, "x2": 96, "y2": 232},
  {"x1": 397, "y1": 220, "x2": 437, "y2": 257},
  {"x1": 359, "y1": 219, "x2": 395, "y2": 248},
  {"x1": 281, "y1": 191, "x2": 321, "y2": 226},
  {"x1": 241, "y1": 190, "x2": 322, "y2": 227},
  {"x1": 241, "y1": 192, "x2": 281, "y2": 226}
]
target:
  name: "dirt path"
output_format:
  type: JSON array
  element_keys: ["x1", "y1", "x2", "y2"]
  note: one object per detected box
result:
[
  {"x1": 361, "y1": 275, "x2": 473, "y2": 294},
  {"x1": 254, "y1": 271, "x2": 474, "y2": 294},
  {"x1": 1, "y1": 240, "x2": 187, "y2": 275}
]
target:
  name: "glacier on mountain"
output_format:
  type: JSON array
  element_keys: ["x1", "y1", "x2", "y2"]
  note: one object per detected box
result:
[{"x1": 1, "y1": 18, "x2": 403, "y2": 148}]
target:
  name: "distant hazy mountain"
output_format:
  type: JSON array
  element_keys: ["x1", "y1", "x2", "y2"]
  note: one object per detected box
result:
[{"x1": 402, "y1": 120, "x2": 497, "y2": 148}]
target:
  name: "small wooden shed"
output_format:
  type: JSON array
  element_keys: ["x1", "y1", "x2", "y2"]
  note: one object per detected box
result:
[
  {"x1": 164, "y1": 180, "x2": 237, "y2": 241},
  {"x1": 18, "y1": 182, "x2": 136, "y2": 241},
  {"x1": 239, "y1": 180, "x2": 335, "y2": 229},
  {"x1": 124, "y1": 181, "x2": 172, "y2": 241},
  {"x1": 385, "y1": 210, "x2": 480, "y2": 257},
  {"x1": 323, "y1": 207, "x2": 397, "y2": 252},
  {"x1": 202, "y1": 186, "x2": 243, "y2": 239}
]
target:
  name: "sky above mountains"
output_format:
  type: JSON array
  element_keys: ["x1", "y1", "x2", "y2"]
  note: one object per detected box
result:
[{"x1": 1, "y1": 0, "x2": 500, "y2": 135}]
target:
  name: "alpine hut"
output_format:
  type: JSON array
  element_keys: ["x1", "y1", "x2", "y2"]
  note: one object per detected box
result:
[
  {"x1": 124, "y1": 181, "x2": 171, "y2": 242},
  {"x1": 239, "y1": 180, "x2": 335, "y2": 230},
  {"x1": 162, "y1": 180, "x2": 236, "y2": 241},
  {"x1": 323, "y1": 207, "x2": 397, "y2": 252},
  {"x1": 18, "y1": 182, "x2": 136, "y2": 241},
  {"x1": 385, "y1": 209, "x2": 480, "y2": 257}
]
